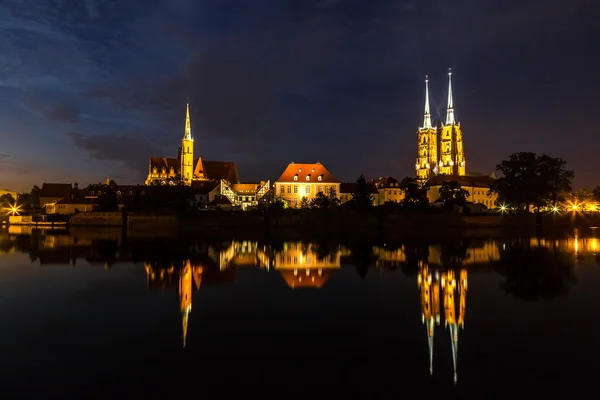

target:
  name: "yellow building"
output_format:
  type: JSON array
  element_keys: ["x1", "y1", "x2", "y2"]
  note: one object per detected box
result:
[
  {"x1": 438, "y1": 69, "x2": 466, "y2": 176},
  {"x1": 274, "y1": 162, "x2": 340, "y2": 208},
  {"x1": 416, "y1": 76, "x2": 438, "y2": 182},
  {"x1": 415, "y1": 69, "x2": 466, "y2": 180},
  {"x1": 427, "y1": 173, "x2": 498, "y2": 209},
  {"x1": 370, "y1": 176, "x2": 405, "y2": 205}
]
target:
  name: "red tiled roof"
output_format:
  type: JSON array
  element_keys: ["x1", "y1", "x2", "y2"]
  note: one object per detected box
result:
[
  {"x1": 231, "y1": 183, "x2": 259, "y2": 193},
  {"x1": 40, "y1": 183, "x2": 72, "y2": 198},
  {"x1": 275, "y1": 162, "x2": 339, "y2": 183},
  {"x1": 201, "y1": 160, "x2": 239, "y2": 183},
  {"x1": 369, "y1": 176, "x2": 401, "y2": 189},
  {"x1": 149, "y1": 157, "x2": 180, "y2": 171}
]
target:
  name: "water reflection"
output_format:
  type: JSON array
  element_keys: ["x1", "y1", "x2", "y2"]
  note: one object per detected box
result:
[
  {"x1": 417, "y1": 262, "x2": 467, "y2": 384},
  {"x1": 0, "y1": 229, "x2": 590, "y2": 386}
]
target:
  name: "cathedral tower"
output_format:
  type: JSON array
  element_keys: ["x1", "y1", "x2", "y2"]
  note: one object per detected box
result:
[
  {"x1": 416, "y1": 76, "x2": 438, "y2": 182},
  {"x1": 438, "y1": 69, "x2": 466, "y2": 176},
  {"x1": 180, "y1": 98, "x2": 194, "y2": 186}
]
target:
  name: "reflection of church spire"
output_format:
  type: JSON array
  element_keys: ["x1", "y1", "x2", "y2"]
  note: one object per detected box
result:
[
  {"x1": 418, "y1": 261, "x2": 440, "y2": 376},
  {"x1": 441, "y1": 269, "x2": 468, "y2": 383},
  {"x1": 179, "y1": 260, "x2": 193, "y2": 348}
]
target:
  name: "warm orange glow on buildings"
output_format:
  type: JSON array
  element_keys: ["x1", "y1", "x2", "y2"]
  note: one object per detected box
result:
[
  {"x1": 274, "y1": 162, "x2": 341, "y2": 208},
  {"x1": 274, "y1": 242, "x2": 341, "y2": 288}
]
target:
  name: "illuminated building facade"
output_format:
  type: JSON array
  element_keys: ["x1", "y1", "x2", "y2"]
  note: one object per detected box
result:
[
  {"x1": 145, "y1": 100, "x2": 239, "y2": 187},
  {"x1": 274, "y1": 162, "x2": 341, "y2": 208},
  {"x1": 415, "y1": 70, "x2": 466, "y2": 181},
  {"x1": 416, "y1": 76, "x2": 438, "y2": 181}
]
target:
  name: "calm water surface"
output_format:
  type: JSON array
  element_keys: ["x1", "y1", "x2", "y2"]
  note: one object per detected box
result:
[{"x1": 1, "y1": 227, "x2": 599, "y2": 398}]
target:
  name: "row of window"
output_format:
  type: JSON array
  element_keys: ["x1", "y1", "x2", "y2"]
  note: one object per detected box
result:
[
  {"x1": 293, "y1": 174, "x2": 324, "y2": 182},
  {"x1": 279, "y1": 185, "x2": 335, "y2": 195}
]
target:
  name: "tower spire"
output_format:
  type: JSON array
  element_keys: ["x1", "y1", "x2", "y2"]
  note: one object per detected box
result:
[
  {"x1": 422, "y1": 75, "x2": 432, "y2": 130},
  {"x1": 446, "y1": 69, "x2": 455, "y2": 125},
  {"x1": 184, "y1": 97, "x2": 192, "y2": 140}
]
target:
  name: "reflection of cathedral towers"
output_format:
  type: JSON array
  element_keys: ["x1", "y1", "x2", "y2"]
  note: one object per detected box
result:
[
  {"x1": 441, "y1": 269, "x2": 468, "y2": 383},
  {"x1": 179, "y1": 261, "x2": 192, "y2": 348},
  {"x1": 417, "y1": 261, "x2": 440, "y2": 375}
]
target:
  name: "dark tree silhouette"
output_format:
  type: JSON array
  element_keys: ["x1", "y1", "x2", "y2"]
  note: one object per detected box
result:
[
  {"x1": 350, "y1": 174, "x2": 374, "y2": 210},
  {"x1": 492, "y1": 240, "x2": 576, "y2": 301}
]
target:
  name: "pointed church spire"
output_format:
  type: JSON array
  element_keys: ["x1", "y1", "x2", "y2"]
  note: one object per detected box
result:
[
  {"x1": 422, "y1": 75, "x2": 432, "y2": 130},
  {"x1": 446, "y1": 69, "x2": 455, "y2": 125},
  {"x1": 184, "y1": 97, "x2": 192, "y2": 140},
  {"x1": 450, "y1": 324, "x2": 459, "y2": 383}
]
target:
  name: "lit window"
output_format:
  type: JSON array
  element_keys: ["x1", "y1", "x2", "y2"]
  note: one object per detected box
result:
[
  {"x1": 318, "y1": 175, "x2": 322, "y2": 181},
  {"x1": 280, "y1": 186, "x2": 285, "y2": 194},
  {"x1": 287, "y1": 186, "x2": 291, "y2": 193},
  {"x1": 318, "y1": 186, "x2": 323, "y2": 193},
  {"x1": 294, "y1": 174, "x2": 298, "y2": 181},
  {"x1": 305, "y1": 185, "x2": 310, "y2": 194},
  {"x1": 294, "y1": 186, "x2": 298, "y2": 194},
  {"x1": 116, "y1": 191, "x2": 121, "y2": 195},
  {"x1": 306, "y1": 174, "x2": 311, "y2": 181}
]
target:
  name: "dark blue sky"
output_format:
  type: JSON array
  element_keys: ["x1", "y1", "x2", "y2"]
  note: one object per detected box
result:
[{"x1": 0, "y1": 0, "x2": 598, "y2": 191}]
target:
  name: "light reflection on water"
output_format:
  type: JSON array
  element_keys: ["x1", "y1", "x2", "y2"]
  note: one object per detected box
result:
[{"x1": 0, "y1": 228, "x2": 599, "y2": 396}]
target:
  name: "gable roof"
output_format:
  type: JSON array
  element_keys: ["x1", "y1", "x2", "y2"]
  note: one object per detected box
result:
[
  {"x1": 275, "y1": 162, "x2": 339, "y2": 183},
  {"x1": 201, "y1": 160, "x2": 239, "y2": 183},
  {"x1": 149, "y1": 157, "x2": 180, "y2": 171},
  {"x1": 370, "y1": 176, "x2": 401, "y2": 189},
  {"x1": 40, "y1": 183, "x2": 72, "y2": 198},
  {"x1": 231, "y1": 183, "x2": 259, "y2": 193}
]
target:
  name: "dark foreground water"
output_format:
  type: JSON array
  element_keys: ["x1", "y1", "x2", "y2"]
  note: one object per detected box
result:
[{"x1": 1, "y1": 227, "x2": 599, "y2": 398}]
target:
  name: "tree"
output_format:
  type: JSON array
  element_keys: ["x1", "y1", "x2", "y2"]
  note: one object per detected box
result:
[
  {"x1": 299, "y1": 197, "x2": 311, "y2": 209},
  {"x1": 328, "y1": 188, "x2": 341, "y2": 208},
  {"x1": 0, "y1": 194, "x2": 15, "y2": 207},
  {"x1": 399, "y1": 177, "x2": 429, "y2": 208},
  {"x1": 538, "y1": 154, "x2": 574, "y2": 206},
  {"x1": 30, "y1": 185, "x2": 41, "y2": 207},
  {"x1": 350, "y1": 175, "x2": 373, "y2": 210},
  {"x1": 490, "y1": 152, "x2": 574, "y2": 212},
  {"x1": 438, "y1": 181, "x2": 469, "y2": 208},
  {"x1": 310, "y1": 192, "x2": 329, "y2": 209},
  {"x1": 592, "y1": 185, "x2": 600, "y2": 203}
]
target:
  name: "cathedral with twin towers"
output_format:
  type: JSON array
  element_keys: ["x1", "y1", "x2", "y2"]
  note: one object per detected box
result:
[{"x1": 415, "y1": 69, "x2": 466, "y2": 182}]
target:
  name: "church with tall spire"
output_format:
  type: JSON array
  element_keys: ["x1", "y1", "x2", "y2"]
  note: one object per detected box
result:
[
  {"x1": 415, "y1": 69, "x2": 466, "y2": 181},
  {"x1": 416, "y1": 76, "x2": 438, "y2": 181},
  {"x1": 145, "y1": 98, "x2": 240, "y2": 186}
]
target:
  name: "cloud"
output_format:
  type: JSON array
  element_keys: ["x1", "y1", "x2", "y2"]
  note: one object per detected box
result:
[{"x1": 66, "y1": 132, "x2": 163, "y2": 176}]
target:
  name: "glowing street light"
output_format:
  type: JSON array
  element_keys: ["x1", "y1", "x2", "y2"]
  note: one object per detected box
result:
[{"x1": 552, "y1": 206, "x2": 559, "y2": 213}]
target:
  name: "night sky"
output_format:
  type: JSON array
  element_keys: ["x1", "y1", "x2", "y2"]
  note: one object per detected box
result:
[{"x1": 0, "y1": 0, "x2": 598, "y2": 192}]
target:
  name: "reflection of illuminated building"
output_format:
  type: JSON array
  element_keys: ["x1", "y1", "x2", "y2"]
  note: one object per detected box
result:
[
  {"x1": 530, "y1": 236, "x2": 600, "y2": 256},
  {"x1": 417, "y1": 261, "x2": 440, "y2": 376},
  {"x1": 145, "y1": 261, "x2": 203, "y2": 348},
  {"x1": 373, "y1": 246, "x2": 406, "y2": 269},
  {"x1": 441, "y1": 269, "x2": 467, "y2": 383},
  {"x1": 274, "y1": 242, "x2": 341, "y2": 289}
]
